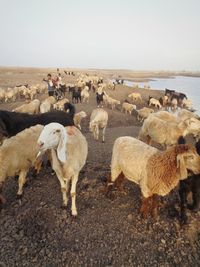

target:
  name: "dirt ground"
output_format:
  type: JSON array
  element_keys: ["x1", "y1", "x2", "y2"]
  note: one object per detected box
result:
[{"x1": 0, "y1": 68, "x2": 200, "y2": 267}]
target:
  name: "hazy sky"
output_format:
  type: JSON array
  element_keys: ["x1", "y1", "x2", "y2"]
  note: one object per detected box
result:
[{"x1": 0, "y1": 0, "x2": 200, "y2": 70}]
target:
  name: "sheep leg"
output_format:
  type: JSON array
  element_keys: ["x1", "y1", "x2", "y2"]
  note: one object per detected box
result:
[
  {"x1": 102, "y1": 127, "x2": 106, "y2": 143},
  {"x1": 17, "y1": 170, "x2": 28, "y2": 198},
  {"x1": 146, "y1": 135, "x2": 152, "y2": 146},
  {"x1": 187, "y1": 183, "x2": 200, "y2": 211},
  {"x1": 179, "y1": 182, "x2": 188, "y2": 224},
  {"x1": 70, "y1": 173, "x2": 78, "y2": 216},
  {"x1": 51, "y1": 150, "x2": 68, "y2": 207},
  {"x1": 151, "y1": 195, "x2": 159, "y2": 218},
  {"x1": 140, "y1": 196, "x2": 152, "y2": 218},
  {"x1": 0, "y1": 182, "x2": 6, "y2": 207}
]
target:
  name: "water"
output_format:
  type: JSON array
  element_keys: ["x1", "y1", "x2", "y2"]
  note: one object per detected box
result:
[{"x1": 123, "y1": 76, "x2": 200, "y2": 115}]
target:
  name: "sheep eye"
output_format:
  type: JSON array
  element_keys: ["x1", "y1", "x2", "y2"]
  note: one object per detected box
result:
[
  {"x1": 187, "y1": 155, "x2": 194, "y2": 160},
  {"x1": 56, "y1": 129, "x2": 61, "y2": 133}
]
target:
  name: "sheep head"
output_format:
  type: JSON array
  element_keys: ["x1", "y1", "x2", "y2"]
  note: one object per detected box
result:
[
  {"x1": 89, "y1": 121, "x2": 97, "y2": 132},
  {"x1": 181, "y1": 117, "x2": 200, "y2": 136},
  {"x1": 37, "y1": 122, "x2": 68, "y2": 163}
]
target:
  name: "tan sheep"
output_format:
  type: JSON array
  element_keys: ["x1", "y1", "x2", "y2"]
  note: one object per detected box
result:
[
  {"x1": 121, "y1": 102, "x2": 136, "y2": 115},
  {"x1": 108, "y1": 136, "x2": 200, "y2": 217},
  {"x1": 74, "y1": 111, "x2": 87, "y2": 130},
  {"x1": 0, "y1": 125, "x2": 44, "y2": 205},
  {"x1": 128, "y1": 92, "x2": 142, "y2": 102},
  {"x1": 106, "y1": 96, "x2": 120, "y2": 110},
  {"x1": 13, "y1": 99, "x2": 41, "y2": 114},
  {"x1": 137, "y1": 107, "x2": 154, "y2": 122},
  {"x1": 40, "y1": 96, "x2": 56, "y2": 113},
  {"x1": 138, "y1": 114, "x2": 200, "y2": 147},
  {"x1": 53, "y1": 98, "x2": 69, "y2": 111}
]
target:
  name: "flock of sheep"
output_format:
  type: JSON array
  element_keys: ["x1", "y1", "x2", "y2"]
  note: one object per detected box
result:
[{"x1": 0, "y1": 72, "x2": 200, "y2": 226}]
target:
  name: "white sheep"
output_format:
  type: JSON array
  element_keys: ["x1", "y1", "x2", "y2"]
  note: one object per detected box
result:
[
  {"x1": 37, "y1": 123, "x2": 88, "y2": 216},
  {"x1": 89, "y1": 108, "x2": 108, "y2": 142},
  {"x1": 149, "y1": 97, "x2": 162, "y2": 109},
  {"x1": 138, "y1": 114, "x2": 200, "y2": 147},
  {"x1": 81, "y1": 86, "x2": 90, "y2": 103},
  {"x1": 13, "y1": 99, "x2": 41, "y2": 114},
  {"x1": 0, "y1": 125, "x2": 44, "y2": 204},
  {"x1": 121, "y1": 102, "x2": 136, "y2": 115},
  {"x1": 108, "y1": 136, "x2": 200, "y2": 217},
  {"x1": 74, "y1": 111, "x2": 87, "y2": 130}
]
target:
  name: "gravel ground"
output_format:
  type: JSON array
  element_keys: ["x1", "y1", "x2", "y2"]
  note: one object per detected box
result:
[{"x1": 0, "y1": 71, "x2": 200, "y2": 267}]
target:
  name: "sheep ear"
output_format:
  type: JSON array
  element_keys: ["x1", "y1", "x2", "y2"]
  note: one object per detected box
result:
[
  {"x1": 57, "y1": 129, "x2": 67, "y2": 163},
  {"x1": 177, "y1": 154, "x2": 188, "y2": 180}
]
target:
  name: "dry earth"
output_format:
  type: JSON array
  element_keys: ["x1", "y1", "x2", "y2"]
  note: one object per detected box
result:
[{"x1": 0, "y1": 68, "x2": 199, "y2": 267}]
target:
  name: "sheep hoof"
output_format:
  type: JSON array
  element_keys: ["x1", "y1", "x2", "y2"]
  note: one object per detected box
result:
[
  {"x1": 61, "y1": 205, "x2": 67, "y2": 210},
  {"x1": 72, "y1": 212, "x2": 77, "y2": 217},
  {"x1": 16, "y1": 194, "x2": 22, "y2": 200},
  {"x1": 180, "y1": 215, "x2": 188, "y2": 225},
  {"x1": 0, "y1": 195, "x2": 6, "y2": 205},
  {"x1": 102, "y1": 140, "x2": 105, "y2": 143},
  {"x1": 187, "y1": 204, "x2": 198, "y2": 212}
]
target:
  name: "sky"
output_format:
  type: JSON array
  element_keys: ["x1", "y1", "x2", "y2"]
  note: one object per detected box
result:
[{"x1": 0, "y1": 0, "x2": 200, "y2": 70}]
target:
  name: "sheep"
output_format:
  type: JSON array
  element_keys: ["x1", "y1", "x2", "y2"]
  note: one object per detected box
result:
[
  {"x1": 171, "y1": 98, "x2": 178, "y2": 111},
  {"x1": 121, "y1": 102, "x2": 136, "y2": 115},
  {"x1": 71, "y1": 88, "x2": 82, "y2": 103},
  {"x1": 178, "y1": 137, "x2": 200, "y2": 224},
  {"x1": 0, "y1": 89, "x2": 5, "y2": 102},
  {"x1": 0, "y1": 103, "x2": 75, "y2": 143},
  {"x1": 177, "y1": 109, "x2": 199, "y2": 121},
  {"x1": 138, "y1": 115, "x2": 200, "y2": 148},
  {"x1": 89, "y1": 108, "x2": 108, "y2": 142},
  {"x1": 150, "y1": 111, "x2": 178, "y2": 123},
  {"x1": 37, "y1": 123, "x2": 88, "y2": 216},
  {"x1": 107, "y1": 136, "x2": 200, "y2": 218},
  {"x1": 148, "y1": 97, "x2": 162, "y2": 109},
  {"x1": 40, "y1": 96, "x2": 56, "y2": 113},
  {"x1": 81, "y1": 86, "x2": 90, "y2": 103},
  {"x1": 137, "y1": 107, "x2": 154, "y2": 122},
  {"x1": 181, "y1": 98, "x2": 193, "y2": 109},
  {"x1": 13, "y1": 99, "x2": 41, "y2": 114},
  {"x1": 0, "y1": 125, "x2": 44, "y2": 206},
  {"x1": 53, "y1": 98, "x2": 69, "y2": 111},
  {"x1": 74, "y1": 111, "x2": 87, "y2": 130},
  {"x1": 106, "y1": 96, "x2": 120, "y2": 110},
  {"x1": 4, "y1": 88, "x2": 17, "y2": 102},
  {"x1": 128, "y1": 92, "x2": 142, "y2": 102}
]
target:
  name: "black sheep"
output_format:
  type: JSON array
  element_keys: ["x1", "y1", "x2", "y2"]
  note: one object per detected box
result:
[
  {"x1": 0, "y1": 103, "x2": 75, "y2": 142},
  {"x1": 178, "y1": 136, "x2": 200, "y2": 224}
]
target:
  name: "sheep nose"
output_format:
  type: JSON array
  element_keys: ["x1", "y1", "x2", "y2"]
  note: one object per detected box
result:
[{"x1": 38, "y1": 141, "x2": 44, "y2": 148}]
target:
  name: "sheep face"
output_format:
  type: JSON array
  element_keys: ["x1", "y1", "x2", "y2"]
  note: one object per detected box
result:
[
  {"x1": 177, "y1": 147, "x2": 200, "y2": 179},
  {"x1": 37, "y1": 123, "x2": 68, "y2": 163},
  {"x1": 89, "y1": 121, "x2": 96, "y2": 132}
]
